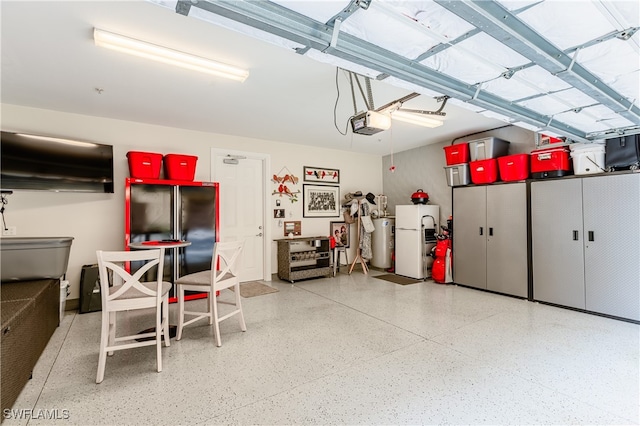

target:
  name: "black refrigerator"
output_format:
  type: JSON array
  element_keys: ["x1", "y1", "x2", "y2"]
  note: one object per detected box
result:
[{"x1": 125, "y1": 178, "x2": 219, "y2": 299}]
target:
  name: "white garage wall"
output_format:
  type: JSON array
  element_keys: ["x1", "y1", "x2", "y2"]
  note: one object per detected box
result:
[{"x1": 1, "y1": 104, "x2": 382, "y2": 301}]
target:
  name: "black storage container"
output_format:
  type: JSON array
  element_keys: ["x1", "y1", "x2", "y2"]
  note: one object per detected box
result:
[
  {"x1": 605, "y1": 135, "x2": 640, "y2": 171},
  {"x1": 79, "y1": 264, "x2": 102, "y2": 313}
]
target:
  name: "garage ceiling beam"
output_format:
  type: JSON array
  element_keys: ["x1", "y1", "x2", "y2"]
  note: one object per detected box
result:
[
  {"x1": 434, "y1": 0, "x2": 640, "y2": 125},
  {"x1": 188, "y1": 0, "x2": 590, "y2": 140}
]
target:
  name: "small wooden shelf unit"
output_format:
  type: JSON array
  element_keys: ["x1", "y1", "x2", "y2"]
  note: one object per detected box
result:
[{"x1": 276, "y1": 236, "x2": 331, "y2": 283}]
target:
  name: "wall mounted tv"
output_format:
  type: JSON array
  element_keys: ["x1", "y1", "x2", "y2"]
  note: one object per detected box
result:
[{"x1": 1, "y1": 131, "x2": 114, "y2": 193}]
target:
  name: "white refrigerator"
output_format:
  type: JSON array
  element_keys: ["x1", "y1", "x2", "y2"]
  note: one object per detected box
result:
[{"x1": 395, "y1": 204, "x2": 439, "y2": 279}]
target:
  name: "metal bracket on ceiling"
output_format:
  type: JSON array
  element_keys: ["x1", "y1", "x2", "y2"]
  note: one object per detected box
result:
[
  {"x1": 175, "y1": 0, "x2": 193, "y2": 16},
  {"x1": 356, "y1": 0, "x2": 371, "y2": 11},
  {"x1": 472, "y1": 83, "x2": 484, "y2": 100},
  {"x1": 399, "y1": 96, "x2": 450, "y2": 116},
  {"x1": 501, "y1": 69, "x2": 516, "y2": 80},
  {"x1": 616, "y1": 27, "x2": 639, "y2": 41},
  {"x1": 555, "y1": 48, "x2": 581, "y2": 76},
  {"x1": 327, "y1": 19, "x2": 342, "y2": 51},
  {"x1": 327, "y1": 0, "x2": 369, "y2": 28},
  {"x1": 586, "y1": 125, "x2": 640, "y2": 139}
]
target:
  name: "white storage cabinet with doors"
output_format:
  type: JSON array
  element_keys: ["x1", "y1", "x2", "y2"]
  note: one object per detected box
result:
[
  {"x1": 452, "y1": 182, "x2": 529, "y2": 298},
  {"x1": 531, "y1": 173, "x2": 640, "y2": 321}
]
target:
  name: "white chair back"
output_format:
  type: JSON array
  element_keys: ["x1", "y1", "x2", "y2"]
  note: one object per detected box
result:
[
  {"x1": 213, "y1": 241, "x2": 244, "y2": 290},
  {"x1": 97, "y1": 249, "x2": 164, "y2": 309},
  {"x1": 175, "y1": 239, "x2": 247, "y2": 346}
]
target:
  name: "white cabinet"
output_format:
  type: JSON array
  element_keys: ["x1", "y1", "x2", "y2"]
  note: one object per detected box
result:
[
  {"x1": 453, "y1": 183, "x2": 529, "y2": 298},
  {"x1": 531, "y1": 173, "x2": 640, "y2": 321}
]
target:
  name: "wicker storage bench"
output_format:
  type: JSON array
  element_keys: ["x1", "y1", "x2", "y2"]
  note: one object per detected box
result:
[{"x1": 1, "y1": 279, "x2": 59, "y2": 415}]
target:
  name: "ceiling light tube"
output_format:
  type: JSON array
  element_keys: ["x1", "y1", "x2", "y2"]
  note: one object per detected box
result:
[
  {"x1": 93, "y1": 28, "x2": 249, "y2": 82},
  {"x1": 391, "y1": 110, "x2": 443, "y2": 128}
]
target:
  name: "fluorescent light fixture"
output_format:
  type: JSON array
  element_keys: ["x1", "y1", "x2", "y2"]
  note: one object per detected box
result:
[
  {"x1": 16, "y1": 133, "x2": 99, "y2": 148},
  {"x1": 391, "y1": 110, "x2": 443, "y2": 128},
  {"x1": 93, "y1": 28, "x2": 249, "y2": 82}
]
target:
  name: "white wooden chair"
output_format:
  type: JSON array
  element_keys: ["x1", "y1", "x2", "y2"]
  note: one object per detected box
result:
[
  {"x1": 95, "y1": 249, "x2": 172, "y2": 384},
  {"x1": 175, "y1": 240, "x2": 246, "y2": 346}
]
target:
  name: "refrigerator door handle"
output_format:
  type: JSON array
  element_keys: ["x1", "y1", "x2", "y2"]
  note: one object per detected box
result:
[
  {"x1": 479, "y1": 227, "x2": 483, "y2": 236},
  {"x1": 489, "y1": 227, "x2": 493, "y2": 236},
  {"x1": 573, "y1": 230, "x2": 579, "y2": 241}
]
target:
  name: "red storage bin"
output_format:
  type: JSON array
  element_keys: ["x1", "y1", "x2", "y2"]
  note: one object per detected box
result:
[
  {"x1": 127, "y1": 151, "x2": 162, "y2": 179},
  {"x1": 498, "y1": 154, "x2": 530, "y2": 181},
  {"x1": 443, "y1": 143, "x2": 470, "y2": 165},
  {"x1": 530, "y1": 146, "x2": 572, "y2": 179},
  {"x1": 164, "y1": 154, "x2": 197, "y2": 181},
  {"x1": 469, "y1": 159, "x2": 498, "y2": 184}
]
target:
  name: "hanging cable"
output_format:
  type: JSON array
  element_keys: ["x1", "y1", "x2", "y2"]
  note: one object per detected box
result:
[
  {"x1": 389, "y1": 126, "x2": 396, "y2": 172},
  {"x1": 333, "y1": 68, "x2": 353, "y2": 136}
]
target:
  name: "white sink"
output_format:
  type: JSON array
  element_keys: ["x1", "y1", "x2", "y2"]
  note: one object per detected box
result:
[{"x1": 1, "y1": 237, "x2": 73, "y2": 282}]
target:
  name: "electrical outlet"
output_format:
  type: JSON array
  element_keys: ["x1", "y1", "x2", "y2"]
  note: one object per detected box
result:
[{"x1": 2, "y1": 226, "x2": 17, "y2": 236}]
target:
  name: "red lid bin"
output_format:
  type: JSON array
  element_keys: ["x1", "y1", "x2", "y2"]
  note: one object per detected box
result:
[
  {"x1": 127, "y1": 151, "x2": 163, "y2": 179},
  {"x1": 164, "y1": 154, "x2": 197, "y2": 181}
]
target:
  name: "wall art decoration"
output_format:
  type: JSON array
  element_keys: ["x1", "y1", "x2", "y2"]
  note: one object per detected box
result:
[
  {"x1": 284, "y1": 221, "x2": 301, "y2": 236},
  {"x1": 330, "y1": 221, "x2": 350, "y2": 248},
  {"x1": 303, "y1": 166, "x2": 340, "y2": 184},
  {"x1": 303, "y1": 184, "x2": 340, "y2": 218},
  {"x1": 272, "y1": 166, "x2": 300, "y2": 202}
]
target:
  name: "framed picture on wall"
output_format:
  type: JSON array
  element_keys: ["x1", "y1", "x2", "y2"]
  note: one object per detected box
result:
[
  {"x1": 303, "y1": 166, "x2": 340, "y2": 184},
  {"x1": 330, "y1": 221, "x2": 350, "y2": 248},
  {"x1": 284, "y1": 221, "x2": 301, "y2": 236},
  {"x1": 303, "y1": 184, "x2": 340, "y2": 218}
]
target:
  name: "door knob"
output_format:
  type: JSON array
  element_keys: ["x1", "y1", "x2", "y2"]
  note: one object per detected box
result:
[{"x1": 256, "y1": 232, "x2": 263, "y2": 237}]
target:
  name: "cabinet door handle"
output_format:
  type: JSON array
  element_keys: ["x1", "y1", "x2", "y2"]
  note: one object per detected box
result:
[
  {"x1": 588, "y1": 231, "x2": 594, "y2": 242},
  {"x1": 489, "y1": 227, "x2": 493, "y2": 236},
  {"x1": 573, "y1": 230, "x2": 579, "y2": 241},
  {"x1": 479, "y1": 227, "x2": 483, "y2": 236}
]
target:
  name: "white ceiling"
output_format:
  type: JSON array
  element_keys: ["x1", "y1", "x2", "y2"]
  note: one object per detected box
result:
[
  {"x1": 2, "y1": 1, "x2": 638, "y2": 157},
  {"x1": 0, "y1": 1, "x2": 508, "y2": 156}
]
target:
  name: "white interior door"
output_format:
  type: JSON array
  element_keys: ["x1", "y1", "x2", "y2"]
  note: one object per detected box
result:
[{"x1": 212, "y1": 152, "x2": 266, "y2": 282}]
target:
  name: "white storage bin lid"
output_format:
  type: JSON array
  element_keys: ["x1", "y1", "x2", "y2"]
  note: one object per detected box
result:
[{"x1": 569, "y1": 143, "x2": 605, "y2": 152}]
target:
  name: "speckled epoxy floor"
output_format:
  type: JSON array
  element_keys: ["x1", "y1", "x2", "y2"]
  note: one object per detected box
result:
[{"x1": 5, "y1": 272, "x2": 639, "y2": 425}]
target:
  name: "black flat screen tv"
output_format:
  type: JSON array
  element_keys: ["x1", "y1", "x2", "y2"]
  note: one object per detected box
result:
[{"x1": 1, "y1": 131, "x2": 114, "y2": 193}]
